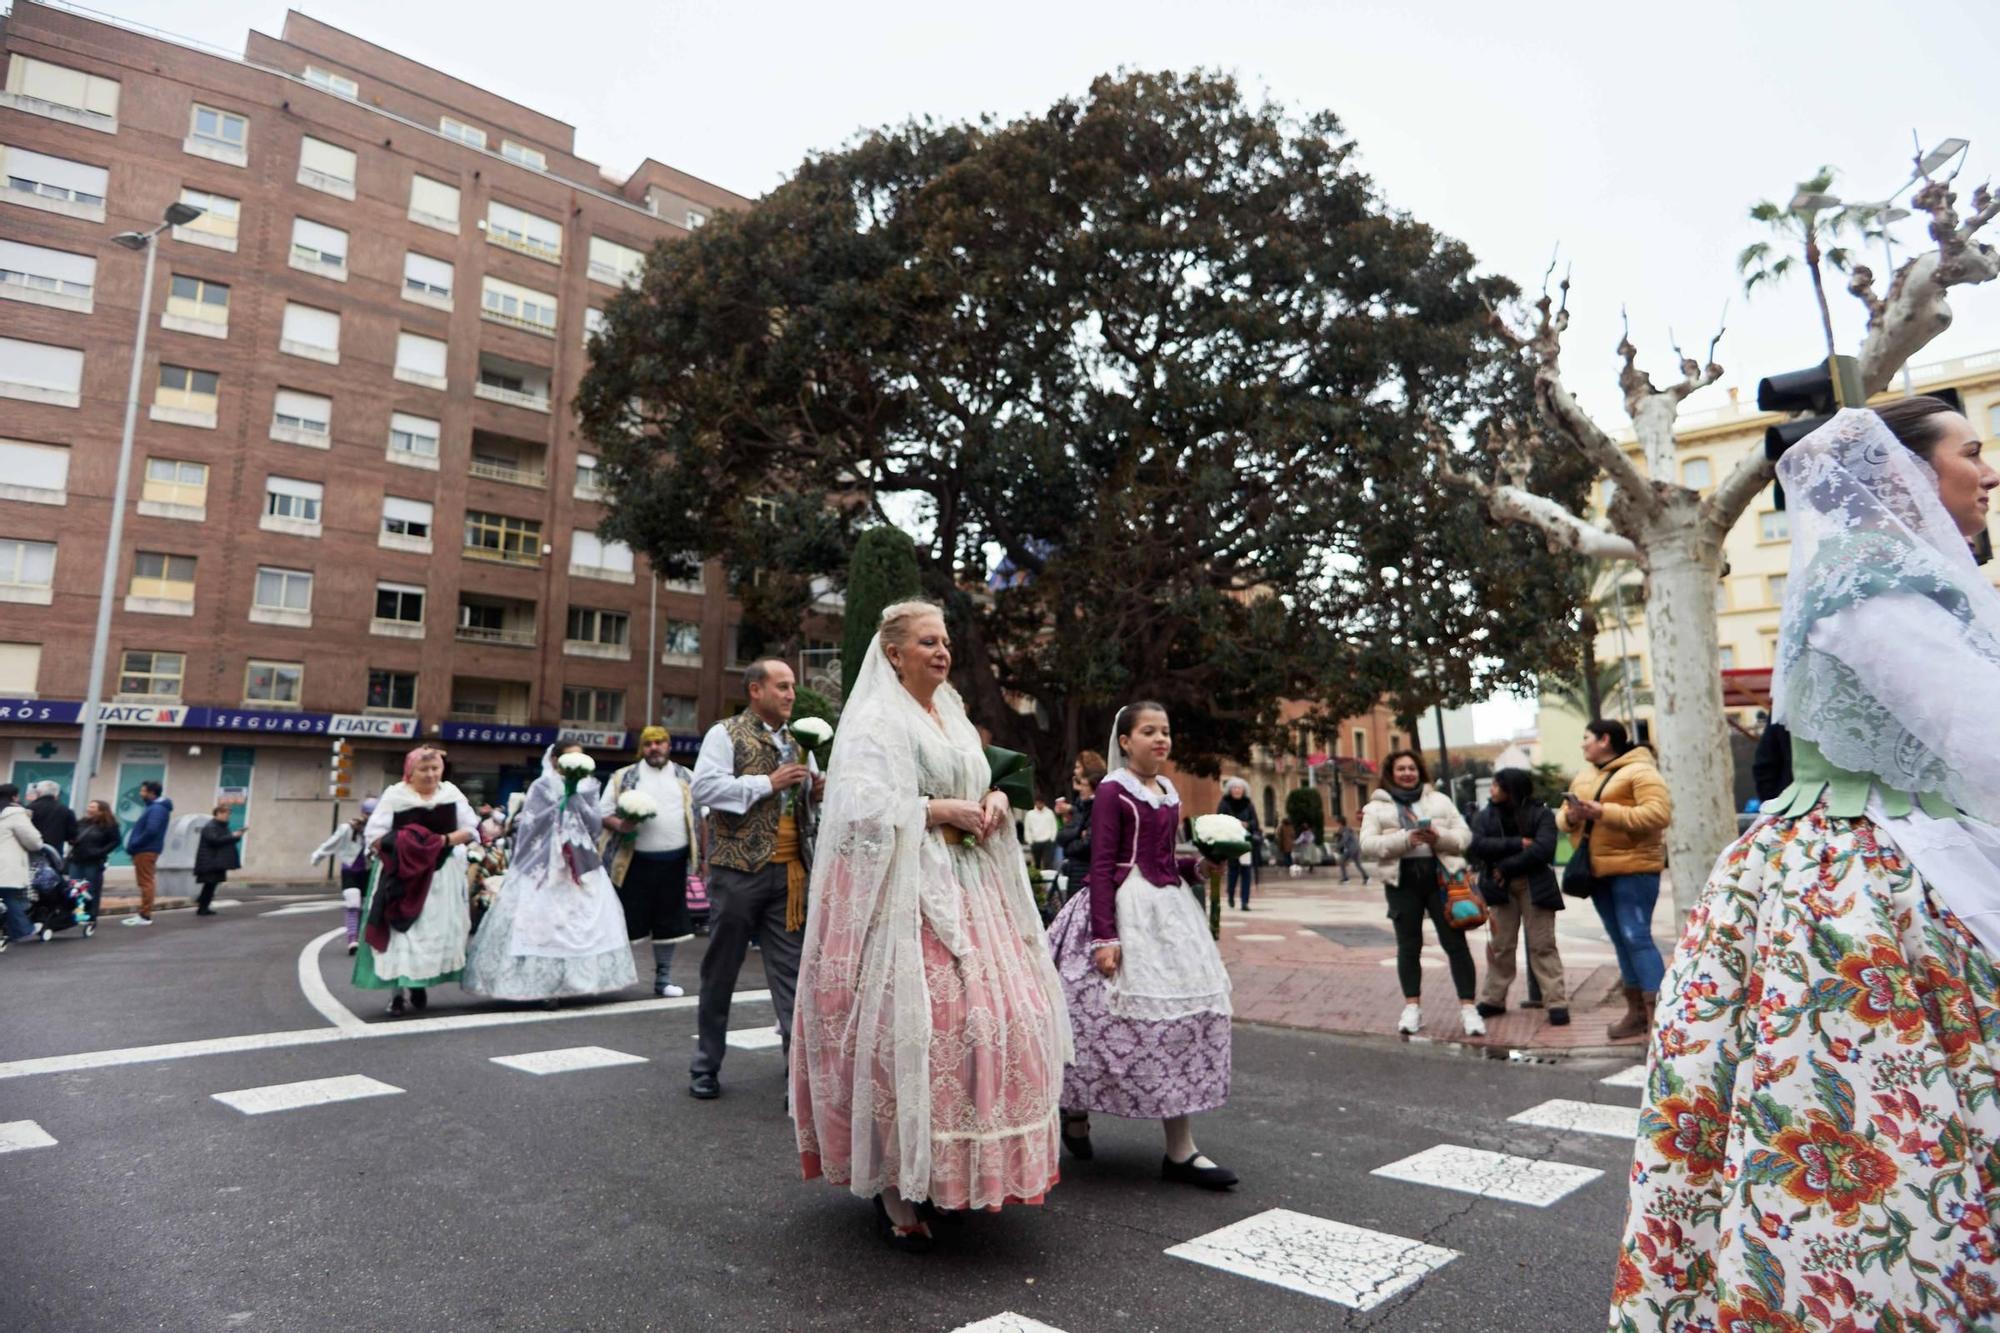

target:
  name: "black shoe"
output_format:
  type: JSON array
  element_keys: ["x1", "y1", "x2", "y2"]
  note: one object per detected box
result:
[
  {"x1": 409, "y1": 987, "x2": 428, "y2": 1012},
  {"x1": 1520, "y1": 998, "x2": 1545, "y2": 1010},
  {"x1": 346, "y1": 942, "x2": 358, "y2": 956},
  {"x1": 689, "y1": 1073, "x2": 721, "y2": 1100},
  {"x1": 1475, "y1": 1002, "x2": 1506, "y2": 1019},
  {"x1": 1162, "y1": 1152, "x2": 1238, "y2": 1190},
  {"x1": 1060, "y1": 1114, "x2": 1094, "y2": 1161},
  {"x1": 873, "y1": 1196, "x2": 934, "y2": 1254},
  {"x1": 195, "y1": 908, "x2": 216, "y2": 917},
  {"x1": 386, "y1": 993, "x2": 406, "y2": 1016},
  {"x1": 1547, "y1": 1007, "x2": 1571, "y2": 1026}
]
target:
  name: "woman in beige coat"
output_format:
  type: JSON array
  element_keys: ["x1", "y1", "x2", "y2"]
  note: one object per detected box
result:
[
  {"x1": 1554, "y1": 718, "x2": 1671, "y2": 1040},
  {"x1": 1359, "y1": 751, "x2": 1481, "y2": 1037}
]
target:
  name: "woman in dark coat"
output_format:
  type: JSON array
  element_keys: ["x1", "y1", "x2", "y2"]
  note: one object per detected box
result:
[
  {"x1": 193, "y1": 805, "x2": 244, "y2": 917},
  {"x1": 1467, "y1": 769, "x2": 1566, "y2": 1024},
  {"x1": 66, "y1": 800, "x2": 122, "y2": 926},
  {"x1": 1216, "y1": 778, "x2": 1263, "y2": 910},
  {"x1": 1054, "y1": 750, "x2": 1107, "y2": 900}
]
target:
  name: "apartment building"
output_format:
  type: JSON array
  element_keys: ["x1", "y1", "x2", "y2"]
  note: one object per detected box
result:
[{"x1": 0, "y1": 2, "x2": 753, "y2": 875}]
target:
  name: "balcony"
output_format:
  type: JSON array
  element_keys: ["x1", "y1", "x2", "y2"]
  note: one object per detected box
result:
[
  {"x1": 449, "y1": 677, "x2": 531, "y2": 724},
  {"x1": 468, "y1": 431, "x2": 547, "y2": 490},
  {"x1": 484, "y1": 229, "x2": 560, "y2": 265},
  {"x1": 456, "y1": 594, "x2": 537, "y2": 647},
  {"x1": 474, "y1": 353, "x2": 551, "y2": 414}
]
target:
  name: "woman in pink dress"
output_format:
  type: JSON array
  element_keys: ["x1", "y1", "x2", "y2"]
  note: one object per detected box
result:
[{"x1": 792, "y1": 601, "x2": 1071, "y2": 1252}]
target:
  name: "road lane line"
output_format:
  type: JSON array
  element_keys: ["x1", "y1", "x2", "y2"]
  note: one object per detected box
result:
[
  {"x1": 299, "y1": 928, "x2": 367, "y2": 1031},
  {"x1": 0, "y1": 990, "x2": 770, "y2": 1082},
  {"x1": 213, "y1": 1074, "x2": 403, "y2": 1115}
]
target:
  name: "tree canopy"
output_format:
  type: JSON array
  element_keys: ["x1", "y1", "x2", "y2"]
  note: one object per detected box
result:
[{"x1": 578, "y1": 70, "x2": 1585, "y2": 786}]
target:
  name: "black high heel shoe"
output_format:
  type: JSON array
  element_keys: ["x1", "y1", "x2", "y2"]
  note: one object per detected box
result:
[
  {"x1": 1060, "y1": 1112, "x2": 1095, "y2": 1160},
  {"x1": 873, "y1": 1196, "x2": 934, "y2": 1254}
]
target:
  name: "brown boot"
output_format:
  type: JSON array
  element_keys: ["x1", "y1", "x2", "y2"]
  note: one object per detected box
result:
[{"x1": 1606, "y1": 986, "x2": 1648, "y2": 1041}]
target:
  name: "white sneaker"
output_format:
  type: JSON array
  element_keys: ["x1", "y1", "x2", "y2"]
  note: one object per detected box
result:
[
  {"x1": 1460, "y1": 1007, "x2": 1487, "y2": 1037},
  {"x1": 658, "y1": 983, "x2": 685, "y2": 998},
  {"x1": 1396, "y1": 1003, "x2": 1422, "y2": 1035},
  {"x1": 122, "y1": 915, "x2": 153, "y2": 927}
]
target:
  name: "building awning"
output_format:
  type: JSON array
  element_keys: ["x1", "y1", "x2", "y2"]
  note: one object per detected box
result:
[{"x1": 1722, "y1": 668, "x2": 1774, "y2": 710}]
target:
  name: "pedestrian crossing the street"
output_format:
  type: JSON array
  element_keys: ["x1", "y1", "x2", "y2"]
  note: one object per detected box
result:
[
  {"x1": 0, "y1": 1119, "x2": 57, "y2": 1153},
  {"x1": 211, "y1": 1073, "x2": 404, "y2": 1115}
]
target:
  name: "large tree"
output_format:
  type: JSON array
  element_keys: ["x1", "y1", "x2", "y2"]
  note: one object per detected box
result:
[{"x1": 578, "y1": 71, "x2": 1583, "y2": 787}]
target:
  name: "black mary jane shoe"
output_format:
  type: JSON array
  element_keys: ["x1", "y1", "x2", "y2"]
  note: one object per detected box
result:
[
  {"x1": 1162, "y1": 1152, "x2": 1239, "y2": 1191},
  {"x1": 385, "y1": 992, "x2": 407, "y2": 1016},
  {"x1": 409, "y1": 987, "x2": 428, "y2": 1012},
  {"x1": 873, "y1": 1196, "x2": 934, "y2": 1254},
  {"x1": 1060, "y1": 1113, "x2": 1095, "y2": 1161}
]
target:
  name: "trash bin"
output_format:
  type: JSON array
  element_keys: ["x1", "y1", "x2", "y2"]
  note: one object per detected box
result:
[{"x1": 156, "y1": 813, "x2": 206, "y2": 902}]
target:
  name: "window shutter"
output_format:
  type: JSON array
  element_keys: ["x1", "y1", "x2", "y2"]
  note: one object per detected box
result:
[
  {"x1": 2, "y1": 146, "x2": 107, "y2": 196},
  {"x1": 282, "y1": 304, "x2": 340, "y2": 348},
  {"x1": 0, "y1": 439, "x2": 68, "y2": 489},
  {"x1": 0, "y1": 337, "x2": 84, "y2": 392},
  {"x1": 298, "y1": 136, "x2": 355, "y2": 181},
  {"x1": 395, "y1": 332, "x2": 447, "y2": 377}
]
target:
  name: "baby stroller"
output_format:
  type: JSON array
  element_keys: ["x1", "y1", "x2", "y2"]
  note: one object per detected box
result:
[
  {"x1": 686, "y1": 871, "x2": 711, "y2": 937},
  {"x1": 26, "y1": 846, "x2": 94, "y2": 941}
]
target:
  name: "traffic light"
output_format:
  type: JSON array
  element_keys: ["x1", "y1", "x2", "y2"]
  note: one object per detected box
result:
[
  {"x1": 329, "y1": 738, "x2": 353, "y2": 799},
  {"x1": 1759, "y1": 354, "x2": 1864, "y2": 509}
]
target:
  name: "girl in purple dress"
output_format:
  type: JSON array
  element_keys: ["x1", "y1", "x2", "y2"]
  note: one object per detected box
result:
[{"x1": 1047, "y1": 702, "x2": 1238, "y2": 1189}]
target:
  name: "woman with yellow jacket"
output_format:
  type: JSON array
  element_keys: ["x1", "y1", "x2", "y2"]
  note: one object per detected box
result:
[{"x1": 1555, "y1": 719, "x2": 1670, "y2": 1040}]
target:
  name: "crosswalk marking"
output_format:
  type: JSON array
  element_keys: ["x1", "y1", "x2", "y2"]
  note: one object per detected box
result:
[
  {"x1": 1235, "y1": 934, "x2": 1288, "y2": 942},
  {"x1": 212, "y1": 1074, "x2": 403, "y2": 1115},
  {"x1": 1166, "y1": 1207, "x2": 1457, "y2": 1311},
  {"x1": 949, "y1": 1315, "x2": 1068, "y2": 1333},
  {"x1": 0, "y1": 1120, "x2": 57, "y2": 1153},
  {"x1": 490, "y1": 1046, "x2": 649, "y2": 1075},
  {"x1": 1598, "y1": 1064, "x2": 1649, "y2": 1089},
  {"x1": 691, "y1": 1026, "x2": 785, "y2": 1051},
  {"x1": 261, "y1": 902, "x2": 345, "y2": 917},
  {"x1": 1370, "y1": 1143, "x2": 1603, "y2": 1206},
  {"x1": 1507, "y1": 1098, "x2": 1639, "y2": 1139}
]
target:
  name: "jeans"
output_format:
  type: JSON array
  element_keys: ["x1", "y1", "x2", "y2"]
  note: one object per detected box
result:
[
  {"x1": 1592, "y1": 872, "x2": 1665, "y2": 991},
  {"x1": 1226, "y1": 859, "x2": 1253, "y2": 908},
  {"x1": 1, "y1": 886, "x2": 31, "y2": 941}
]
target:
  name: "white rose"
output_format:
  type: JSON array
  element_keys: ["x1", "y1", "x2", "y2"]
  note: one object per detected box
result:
[{"x1": 790, "y1": 717, "x2": 833, "y2": 747}]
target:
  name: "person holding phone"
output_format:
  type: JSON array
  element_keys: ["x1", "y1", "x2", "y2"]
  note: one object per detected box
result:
[{"x1": 1360, "y1": 749, "x2": 1480, "y2": 1036}]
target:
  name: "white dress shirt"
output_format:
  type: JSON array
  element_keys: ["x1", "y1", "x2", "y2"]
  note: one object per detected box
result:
[
  {"x1": 691, "y1": 718, "x2": 803, "y2": 815},
  {"x1": 599, "y1": 760, "x2": 689, "y2": 854}
]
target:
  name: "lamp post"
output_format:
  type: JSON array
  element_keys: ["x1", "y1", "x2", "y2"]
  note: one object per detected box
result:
[{"x1": 73, "y1": 202, "x2": 203, "y2": 795}]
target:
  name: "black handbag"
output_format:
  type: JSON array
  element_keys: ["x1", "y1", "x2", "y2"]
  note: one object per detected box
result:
[{"x1": 1560, "y1": 774, "x2": 1617, "y2": 900}]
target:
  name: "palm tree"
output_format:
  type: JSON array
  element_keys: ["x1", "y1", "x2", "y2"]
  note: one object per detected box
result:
[
  {"x1": 1738, "y1": 166, "x2": 1879, "y2": 360},
  {"x1": 1543, "y1": 660, "x2": 1652, "y2": 722}
]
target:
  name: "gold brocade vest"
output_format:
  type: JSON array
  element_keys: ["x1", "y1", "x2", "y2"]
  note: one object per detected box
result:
[{"x1": 707, "y1": 711, "x2": 788, "y2": 873}]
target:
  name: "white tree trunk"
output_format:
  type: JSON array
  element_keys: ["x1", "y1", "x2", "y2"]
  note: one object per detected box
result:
[{"x1": 1637, "y1": 508, "x2": 1736, "y2": 916}]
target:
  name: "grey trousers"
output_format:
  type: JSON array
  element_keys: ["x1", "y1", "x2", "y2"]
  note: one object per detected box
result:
[{"x1": 691, "y1": 862, "x2": 803, "y2": 1078}]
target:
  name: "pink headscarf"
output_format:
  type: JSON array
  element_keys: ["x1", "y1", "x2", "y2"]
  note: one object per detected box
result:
[{"x1": 402, "y1": 745, "x2": 445, "y2": 781}]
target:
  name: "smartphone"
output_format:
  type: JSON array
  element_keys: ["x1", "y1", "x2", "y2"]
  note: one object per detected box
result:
[
  {"x1": 1563, "y1": 792, "x2": 1584, "y2": 807},
  {"x1": 1416, "y1": 817, "x2": 1432, "y2": 830}
]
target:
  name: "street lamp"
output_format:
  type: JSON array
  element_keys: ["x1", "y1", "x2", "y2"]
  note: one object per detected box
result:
[{"x1": 74, "y1": 201, "x2": 204, "y2": 794}]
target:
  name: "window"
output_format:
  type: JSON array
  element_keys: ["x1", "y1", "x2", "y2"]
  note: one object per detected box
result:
[
  {"x1": 575, "y1": 452, "x2": 605, "y2": 498},
  {"x1": 686, "y1": 210, "x2": 706, "y2": 229},
  {"x1": 186, "y1": 103, "x2": 247, "y2": 163},
  {"x1": 500, "y1": 139, "x2": 546, "y2": 170},
  {"x1": 485, "y1": 200, "x2": 561, "y2": 260},
  {"x1": 394, "y1": 331, "x2": 448, "y2": 386},
  {"x1": 1681, "y1": 457, "x2": 1713, "y2": 489},
  {"x1": 1760, "y1": 510, "x2": 1790, "y2": 542},
  {"x1": 403, "y1": 251, "x2": 453, "y2": 303},
  {"x1": 0, "y1": 336, "x2": 84, "y2": 406},
  {"x1": 374, "y1": 582, "x2": 425, "y2": 623},
  {"x1": 3, "y1": 145, "x2": 108, "y2": 214},
  {"x1": 303, "y1": 66, "x2": 358, "y2": 99},
  {"x1": 587, "y1": 236, "x2": 644, "y2": 286},
  {"x1": 381, "y1": 496, "x2": 433, "y2": 542},
  {"x1": 1767, "y1": 574, "x2": 1788, "y2": 606},
  {"x1": 659, "y1": 695, "x2": 699, "y2": 730},
  {"x1": 297, "y1": 136, "x2": 356, "y2": 196},
  {"x1": 263, "y1": 476, "x2": 323, "y2": 525},
  {"x1": 154, "y1": 363, "x2": 220, "y2": 415},
  {"x1": 254, "y1": 566, "x2": 314, "y2": 612},
  {"x1": 279, "y1": 304, "x2": 340, "y2": 362},
  {"x1": 0, "y1": 238, "x2": 96, "y2": 308},
  {"x1": 584, "y1": 307, "x2": 608, "y2": 344},
  {"x1": 3, "y1": 56, "x2": 121, "y2": 127},
  {"x1": 271, "y1": 389, "x2": 331, "y2": 443},
  {"x1": 1718, "y1": 645, "x2": 1738, "y2": 672},
  {"x1": 175, "y1": 188, "x2": 239, "y2": 247},
  {"x1": 130, "y1": 551, "x2": 195, "y2": 601},
  {"x1": 0, "y1": 642, "x2": 40, "y2": 695},
  {"x1": 464, "y1": 511, "x2": 543, "y2": 565},
  {"x1": 481, "y1": 275, "x2": 558, "y2": 333},
  {"x1": 570, "y1": 529, "x2": 634, "y2": 579},
  {"x1": 0, "y1": 439, "x2": 69, "y2": 502},
  {"x1": 388, "y1": 412, "x2": 440, "y2": 460},
  {"x1": 561, "y1": 686, "x2": 624, "y2": 727},
  {"x1": 244, "y1": 660, "x2": 303, "y2": 706},
  {"x1": 1351, "y1": 728, "x2": 1369, "y2": 761},
  {"x1": 662, "y1": 619, "x2": 701, "y2": 662},
  {"x1": 142, "y1": 458, "x2": 208, "y2": 508},
  {"x1": 566, "y1": 607, "x2": 629, "y2": 647},
  {"x1": 1620, "y1": 655, "x2": 1647, "y2": 688},
  {"x1": 439, "y1": 116, "x2": 486, "y2": 149},
  {"x1": 409, "y1": 174, "x2": 460, "y2": 231},
  {"x1": 367, "y1": 669, "x2": 417, "y2": 712},
  {"x1": 165, "y1": 274, "x2": 229, "y2": 329},
  {"x1": 289, "y1": 217, "x2": 347, "y2": 275},
  {"x1": 118, "y1": 650, "x2": 184, "y2": 700},
  {"x1": 0, "y1": 537, "x2": 56, "y2": 591}
]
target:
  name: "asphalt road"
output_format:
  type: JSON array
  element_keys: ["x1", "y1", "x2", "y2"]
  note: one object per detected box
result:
[{"x1": 2, "y1": 889, "x2": 1636, "y2": 1332}]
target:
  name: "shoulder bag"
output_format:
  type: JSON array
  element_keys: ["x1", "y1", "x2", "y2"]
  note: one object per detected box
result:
[{"x1": 1560, "y1": 773, "x2": 1618, "y2": 900}]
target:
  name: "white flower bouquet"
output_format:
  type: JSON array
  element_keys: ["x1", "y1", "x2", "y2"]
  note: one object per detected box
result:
[
  {"x1": 615, "y1": 788, "x2": 660, "y2": 843},
  {"x1": 790, "y1": 716, "x2": 833, "y2": 760},
  {"x1": 1191, "y1": 813, "x2": 1254, "y2": 862},
  {"x1": 555, "y1": 751, "x2": 596, "y2": 804}
]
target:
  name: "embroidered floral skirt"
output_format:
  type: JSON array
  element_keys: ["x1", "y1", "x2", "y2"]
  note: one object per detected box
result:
[{"x1": 1610, "y1": 811, "x2": 2000, "y2": 1332}]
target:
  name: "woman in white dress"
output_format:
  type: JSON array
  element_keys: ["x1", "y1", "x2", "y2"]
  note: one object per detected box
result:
[
  {"x1": 352, "y1": 746, "x2": 479, "y2": 1015},
  {"x1": 463, "y1": 743, "x2": 638, "y2": 1001}
]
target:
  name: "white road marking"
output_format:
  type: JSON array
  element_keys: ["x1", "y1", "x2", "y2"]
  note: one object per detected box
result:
[
  {"x1": 1166, "y1": 1208, "x2": 1457, "y2": 1312},
  {"x1": 208, "y1": 898, "x2": 243, "y2": 910},
  {"x1": 1370, "y1": 1143, "x2": 1603, "y2": 1206},
  {"x1": 261, "y1": 902, "x2": 344, "y2": 917},
  {"x1": 1599, "y1": 1064, "x2": 1650, "y2": 1089},
  {"x1": 0, "y1": 990, "x2": 770, "y2": 1082},
  {"x1": 490, "y1": 1046, "x2": 649, "y2": 1075},
  {"x1": 213, "y1": 1074, "x2": 403, "y2": 1115},
  {"x1": 298, "y1": 928, "x2": 367, "y2": 1031},
  {"x1": 0, "y1": 1120, "x2": 58, "y2": 1153},
  {"x1": 950, "y1": 1315, "x2": 1069, "y2": 1333},
  {"x1": 1507, "y1": 1098, "x2": 1640, "y2": 1139},
  {"x1": 725, "y1": 1026, "x2": 784, "y2": 1051},
  {"x1": 1236, "y1": 934, "x2": 1288, "y2": 942}
]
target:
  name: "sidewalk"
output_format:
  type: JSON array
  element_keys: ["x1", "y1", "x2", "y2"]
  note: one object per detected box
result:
[{"x1": 1214, "y1": 874, "x2": 1680, "y2": 1057}]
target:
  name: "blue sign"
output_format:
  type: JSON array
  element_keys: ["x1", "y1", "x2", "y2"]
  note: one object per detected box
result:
[
  {"x1": 0, "y1": 699, "x2": 82, "y2": 724},
  {"x1": 438, "y1": 722, "x2": 559, "y2": 747},
  {"x1": 188, "y1": 707, "x2": 334, "y2": 733}
]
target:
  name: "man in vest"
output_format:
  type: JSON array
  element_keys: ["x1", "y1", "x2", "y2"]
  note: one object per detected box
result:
[
  {"x1": 600, "y1": 726, "x2": 699, "y2": 996},
  {"x1": 687, "y1": 658, "x2": 820, "y2": 1100}
]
